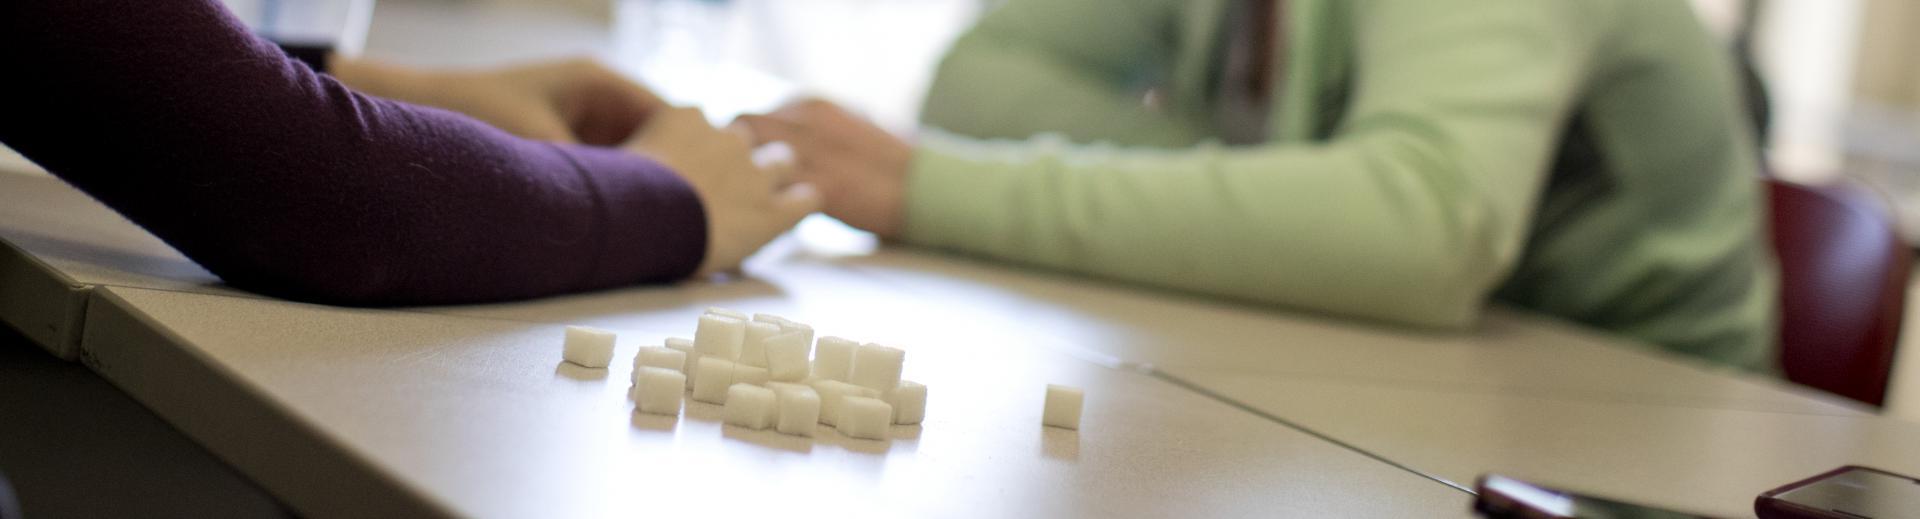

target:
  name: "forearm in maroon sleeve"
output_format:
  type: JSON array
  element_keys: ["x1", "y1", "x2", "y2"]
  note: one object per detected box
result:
[{"x1": 0, "y1": 0, "x2": 707, "y2": 305}]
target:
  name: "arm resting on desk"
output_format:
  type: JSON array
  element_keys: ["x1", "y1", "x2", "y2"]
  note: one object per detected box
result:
[
  {"x1": 0, "y1": 0, "x2": 707, "y2": 305},
  {"x1": 903, "y1": 0, "x2": 1597, "y2": 329}
]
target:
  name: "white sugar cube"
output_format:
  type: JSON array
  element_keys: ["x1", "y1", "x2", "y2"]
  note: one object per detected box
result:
[
  {"x1": 633, "y1": 347, "x2": 687, "y2": 379},
  {"x1": 884, "y1": 380, "x2": 927, "y2": 425},
  {"x1": 664, "y1": 337, "x2": 699, "y2": 388},
  {"x1": 561, "y1": 326, "x2": 616, "y2": 368},
  {"x1": 780, "y1": 322, "x2": 814, "y2": 349},
  {"x1": 763, "y1": 331, "x2": 812, "y2": 382},
  {"x1": 752, "y1": 313, "x2": 790, "y2": 326},
  {"x1": 849, "y1": 343, "x2": 906, "y2": 391},
  {"x1": 836, "y1": 396, "x2": 893, "y2": 440},
  {"x1": 692, "y1": 357, "x2": 738, "y2": 404},
  {"x1": 632, "y1": 367, "x2": 685, "y2": 415},
  {"x1": 811, "y1": 336, "x2": 858, "y2": 381},
  {"x1": 810, "y1": 379, "x2": 880, "y2": 426},
  {"x1": 774, "y1": 385, "x2": 821, "y2": 437},
  {"x1": 705, "y1": 307, "x2": 748, "y2": 320},
  {"x1": 664, "y1": 337, "x2": 695, "y2": 356},
  {"x1": 739, "y1": 321, "x2": 781, "y2": 368},
  {"x1": 731, "y1": 364, "x2": 771, "y2": 387},
  {"x1": 694, "y1": 314, "x2": 746, "y2": 361},
  {"x1": 767, "y1": 381, "x2": 810, "y2": 396},
  {"x1": 723, "y1": 384, "x2": 778, "y2": 430},
  {"x1": 1043, "y1": 384, "x2": 1084, "y2": 430}
]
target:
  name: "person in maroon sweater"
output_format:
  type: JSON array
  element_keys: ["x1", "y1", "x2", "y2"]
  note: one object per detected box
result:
[{"x1": 0, "y1": 0, "x2": 819, "y2": 305}]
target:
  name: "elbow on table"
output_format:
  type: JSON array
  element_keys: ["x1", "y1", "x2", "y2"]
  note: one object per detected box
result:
[
  {"x1": 1379, "y1": 251, "x2": 1502, "y2": 331},
  {"x1": 1366, "y1": 217, "x2": 1518, "y2": 331},
  {"x1": 1331, "y1": 130, "x2": 1527, "y2": 330},
  {"x1": 195, "y1": 242, "x2": 437, "y2": 307}
]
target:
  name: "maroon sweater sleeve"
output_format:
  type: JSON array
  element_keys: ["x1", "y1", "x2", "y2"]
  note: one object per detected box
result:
[{"x1": 0, "y1": 0, "x2": 708, "y2": 305}]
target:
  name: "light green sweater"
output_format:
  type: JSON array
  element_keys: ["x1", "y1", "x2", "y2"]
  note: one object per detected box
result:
[{"x1": 904, "y1": 0, "x2": 1777, "y2": 370}]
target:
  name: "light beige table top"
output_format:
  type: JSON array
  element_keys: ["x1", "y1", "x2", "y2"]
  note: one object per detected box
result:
[
  {"x1": 785, "y1": 249, "x2": 1869, "y2": 417},
  {"x1": 6, "y1": 164, "x2": 1913, "y2": 517},
  {"x1": 84, "y1": 285, "x2": 1471, "y2": 518},
  {"x1": 0, "y1": 169, "x2": 1477, "y2": 518},
  {"x1": 1178, "y1": 369, "x2": 1920, "y2": 517},
  {"x1": 0, "y1": 172, "x2": 235, "y2": 358}
]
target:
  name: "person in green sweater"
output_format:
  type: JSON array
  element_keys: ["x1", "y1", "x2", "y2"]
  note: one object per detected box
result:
[{"x1": 739, "y1": 0, "x2": 1777, "y2": 370}]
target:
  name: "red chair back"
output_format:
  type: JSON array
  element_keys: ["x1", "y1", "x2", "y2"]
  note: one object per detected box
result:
[{"x1": 1769, "y1": 178, "x2": 1909, "y2": 406}]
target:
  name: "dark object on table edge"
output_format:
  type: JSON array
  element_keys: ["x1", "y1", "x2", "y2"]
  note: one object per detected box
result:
[
  {"x1": 1756, "y1": 465, "x2": 1920, "y2": 519},
  {"x1": 1473, "y1": 474, "x2": 1717, "y2": 519}
]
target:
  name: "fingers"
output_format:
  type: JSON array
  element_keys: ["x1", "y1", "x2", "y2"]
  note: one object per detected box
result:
[
  {"x1": 518, "y1": 113, "x2": 579, "y2": 144},
  {"x1": 598, "y1": 67, "x2": 668, "y2": 117},
  {"x1": 755, "y1": 148, "x2": 798, "y2": 188},
  {"x1": 722, "y1": 119, "x2": 759, "y2": 149},
  {"x1": 731, "y1": 115, "x2": 777, "y2": 146},
  {"x1": 774, "y1": 182, "x2": 824, "y2": 223},
  {"x1": 631, "y1": 106, "x2": 708, "y2": 145},
  {"x1": 733, "y1": 114, "x2": 805, "y2": 148},
  {"x1": 563, "y1": 59, "x2": 671, "y2": 145},
  {"x1": 772, "y1": 97, "x2": 834, "y2": 119}
]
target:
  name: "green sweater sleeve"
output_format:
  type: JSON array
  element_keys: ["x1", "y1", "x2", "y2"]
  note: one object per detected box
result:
[
  {"x1": 917, "y1": 0, "x2": 1211, "y2": 147},
  {"x1": 905, "y1": 0, "x2": 1606, "y2": 329}
]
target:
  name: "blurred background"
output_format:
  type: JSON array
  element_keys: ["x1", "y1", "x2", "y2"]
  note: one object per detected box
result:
[
  {"x1": 195, "y1": 0, "x2": 1920, "y2": 196},
  {"x1": 2, "y1": 0, "x2": 1918, "y2": 418},
  {"x1": 7, "y1": 0, "x2": 1916, "y2": 189}
]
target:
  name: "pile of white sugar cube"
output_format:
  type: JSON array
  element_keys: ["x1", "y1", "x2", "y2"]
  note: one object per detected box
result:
[{"x1": 562, "y1": 307, "x2": 932, "y2": 441}]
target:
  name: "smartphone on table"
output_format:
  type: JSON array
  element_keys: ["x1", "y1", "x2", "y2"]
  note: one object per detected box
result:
[
  {"x1": 1474, "y1": 468, "x2": 1920, "y2": 519},
  {"x1": 1472, "y1": 474, "x2": 1719, "y2": 519},
  {"x1": 1755, "y1": 465, "x2": 1920, "y2": 519}
]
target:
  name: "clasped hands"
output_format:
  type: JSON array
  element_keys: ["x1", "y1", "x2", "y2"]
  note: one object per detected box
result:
[{"x1": 333, "y1": 57, "x2": 912, "y2": 275}]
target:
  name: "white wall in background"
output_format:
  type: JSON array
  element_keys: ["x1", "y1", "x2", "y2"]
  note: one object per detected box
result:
[
  {"x1": 218, "y1": 0, "x2": 376, "y2": 54},
  {"x1": 1754, "y1": 0, "x2": 1866, "y2": 182}
]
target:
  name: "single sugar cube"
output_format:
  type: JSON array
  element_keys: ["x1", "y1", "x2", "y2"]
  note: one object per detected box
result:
[
  {"x1": 849, "y1": 343, "x2": 906, "y2": 391},
  {"x1": 774, "y1": 387, "x2": 821, "y2": 437},
  {"x1": 691, "y1": 357, "x2": 738, "y2": 404},
  {"x1": 811, "y1": 336, "x2": 858, "y2": 381},
  {"x1": 836, "y1": 396, "x2": 893, "y2": 440},
  {"x1": 763, "y1": 331, "x2": 812, "y2": 382},
  {"x1": 694, "y1": 314, "x2": 746, "y2": 361},
  {"x1": 752, "y1": 313, "x2": 790, "y2": 326},
  {"x1": 633, "y1": 346, "x2": 687, "y2": 379},
  {"x1": 810, "y1": 379, "x2": 880, "y2": 426},
  {"x1": 561, "y1": 326, "x2": 616, "y2": 368},
  {"x1": 884, "y1": 380, "x2": 927, "y2": 425},
  {"x1": 766, "y1": 381, "x2": 811, "y2": 396},
  {"x1": 664, "y1": 337, "x2": 695, "y2": 356},
  {"x1": 1042, "y1": 384, "x2": 1084, "y2": 430},
  {"x1": 632, "y1": 367, "x2": 685, "y2": 415},
  {"x1": 665, "y1": 337, "x2": 698, "y2": 387},
  {"x1": 723, "y1": 384, "x2": 778, "y2": 430},
  {"x1": 705, "y1": 307, "x2": 748, "y2": 320},
  {"x1": 739, "y1": 321, "x2": 781, "y2": 368},
  {"x1": 731, "y1": 364, "x2": 771, "y2": 387},
  {"x1": 779, "y1": 322, "x2": 814, "y2": 351}
]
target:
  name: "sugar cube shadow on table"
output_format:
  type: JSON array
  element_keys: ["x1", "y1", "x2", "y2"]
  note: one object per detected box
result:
[{"x1": 553, "y1": 362, "x2": 609, "y2": 382}]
